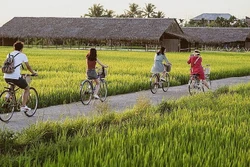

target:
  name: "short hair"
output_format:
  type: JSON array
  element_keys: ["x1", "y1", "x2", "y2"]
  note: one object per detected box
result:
[{"x1": 13, "y1": 41, "x2": 24, "y2": 51}]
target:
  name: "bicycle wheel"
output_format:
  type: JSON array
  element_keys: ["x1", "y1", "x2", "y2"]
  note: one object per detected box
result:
[
  {"x1": 80, "y1": 80, "x2": 93, "y2": 105},
  {"x1": 24, "y1": 87, "x2": 39, "y2": 117},
  {"x1": 188, "y1": 79, "x2": 197, "y2": 95},
  {"x1": 188, "y1": 79, "x2": 204, "y2": 95},
  {"x1": 206, "y1": 78, "x2": 212, "y2": 89},
  {"x1": 0, "y1": 90, "x2": 15, "y2": 122},
  {"x1": 99, "y1": 79, "x2": 107, "y2": 102},
  {"x1": 162, "y1": 73, "x2": 170, "y2": 92},
  {"x1": 150, "y1": 74, "x2": 159, "y2": 94}
]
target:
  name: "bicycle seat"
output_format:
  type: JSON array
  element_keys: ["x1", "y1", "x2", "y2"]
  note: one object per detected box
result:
[
  {"x1": 191, "y1": 74, "x2": 200, "y2": 79},
  {"x1": 87, "y1": 77, "x2": 97, "y2": 80},
  {"x1": 7, "y1": 82, "x2": 15, "y2": 86}
]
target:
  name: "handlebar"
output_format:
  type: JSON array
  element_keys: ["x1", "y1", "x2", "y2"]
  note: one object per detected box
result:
[{"x1": 21, "y1": 73, "x2": 38, "y2": 77}]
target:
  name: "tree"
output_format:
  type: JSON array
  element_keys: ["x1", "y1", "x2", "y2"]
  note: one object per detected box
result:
[
  {"x1": 178, "y1": 19, "x2": 185, "y2": 27},
  {"x1": 103, "y1": 9, "x2": 115, "y2": 17},
  {"x1": 84, "y1": 4, "x2": 105, "y2": 17},
  {"x1": 125, "y1": 3, "x2": 142, "y2": 18},
  {"x1": 186, "y1": 15, "x2": 247, "y2": 27},
  {"x1": 83, "y1": 4, "x2": 115, "y2": 17},
  {"x1": 153, "y1": 11, "x2": 165, "y2": 18},
  {"x1": 142, "y1": 3, "x2": 156, "y2": 18}
]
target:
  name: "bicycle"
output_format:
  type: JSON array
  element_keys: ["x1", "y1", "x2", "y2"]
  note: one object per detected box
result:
[
  {"x1": 204, "y1": 64, "x2": 211, "y2": 89},
  {"x1": 150, "y1": 63, "x2": 171, "y2": 94},
  {"x1": 188, "y1": 64, "x2": 211, "y2": 95},
  {"x1": 188, "y1": 74, "x2": 204, "y2": 95},
  {"x1": 0, "y1": 74, "x2": 39, "y2": 122},
  {"x1": 80, "y1": 67, "x2": 108, "y2": 105}
]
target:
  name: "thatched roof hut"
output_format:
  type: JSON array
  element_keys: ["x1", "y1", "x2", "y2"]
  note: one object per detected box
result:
[
  {"x1": 0, "y1": 17, "x2": 195, "y2": 51},
  {"x1": 183, "y1": 27, "x2": 250, "y2": 48}
]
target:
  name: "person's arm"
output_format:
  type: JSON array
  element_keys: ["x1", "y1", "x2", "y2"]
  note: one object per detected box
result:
[
  {"x1": 96, "y1": 59, "x2": 108, "y2": 68},
  {"x1": 187, "y1": 57, "x2": 191, "y2": 64},
  {"x1": 164, "y1": 55, "x2": 171, "y2": 65},
  {"x1": 24, "y1": 62, "x2": 37, "y2": 75}
]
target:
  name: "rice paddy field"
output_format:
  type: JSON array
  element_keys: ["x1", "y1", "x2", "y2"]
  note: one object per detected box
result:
[
  {"x1": 0, "y1": 46, "x2": 250, "y2": 108},
  {"x1": 0, "y1": 83, "x2": 250, "y2": 166},
  {"x1": 1, "y1": 47, "x2": 250, "y2": 166}
]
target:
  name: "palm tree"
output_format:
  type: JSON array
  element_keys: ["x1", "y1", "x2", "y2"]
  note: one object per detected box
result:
[
  {"x1": 178, "y1": 19, "x2": 184, "y2": 27},
  {"x1": 103, "y1": 9, "x2": 115, "y2": 17},
  {"x1": 125, "y1": 3, "x2": 142, "y2": 18},
  {"x1": 84, "y1": 4, "x2": 105, "y2": 17},
  {"x1": 142, "y1": 3, "x2": 156, "y2": 18},
  {"x1": 153, "y1": 11, "x2": 165, "y2": 18}
]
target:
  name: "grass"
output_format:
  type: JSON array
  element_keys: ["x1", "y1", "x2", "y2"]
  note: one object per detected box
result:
[
  {"x1": 1, "y1": 83, "x2": 250, "y2": 166},
  {"x1": 0, "y1": 47, "x2": 250, "y2": 108}
]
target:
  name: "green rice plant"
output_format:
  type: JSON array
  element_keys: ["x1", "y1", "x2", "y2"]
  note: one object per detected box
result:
[
  {"x1": 1, "y1": 47, "x2": 250, "y2": 108},
  {"x1": 1, "y1": 81, "x2": 250, "y2": 167}
]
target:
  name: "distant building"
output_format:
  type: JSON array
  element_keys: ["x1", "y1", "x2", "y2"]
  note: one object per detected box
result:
[
  {"x1": 183, "y1": 27, "x2": 250, "y2": 49},
  {"x1": 191, "y1": 13, "x2": 233, "y2": 23},
  {"x1": 246, "y1": 16, "x2": 250, "y2": 27}
]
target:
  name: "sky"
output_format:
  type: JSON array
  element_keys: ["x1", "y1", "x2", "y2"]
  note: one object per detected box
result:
[{"x1": 0, "y1": 0, "x2": 249, "y2": 26}]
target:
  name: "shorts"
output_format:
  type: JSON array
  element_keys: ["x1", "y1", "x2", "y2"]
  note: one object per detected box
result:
[
  {"x1": 87, "y1": 69, "x2": 98, "y2": 79},
  {"x1": 5, "y1": 77, "x2": 28, "y2": 89}
]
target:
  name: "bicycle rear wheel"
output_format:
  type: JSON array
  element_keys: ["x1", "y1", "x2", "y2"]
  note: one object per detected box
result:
[
  {"x1": 80, "y1": 80, "x2": 93, "y2": 105},
  {"x1": 188, "y1": 79, "x2": 204, "y2": 95},
  {"x1": 150, "y1": 74, "x2": 159, "y2": 94},
  {"x1": 24, "y1": 87, "x2": 39, "y2": 117},
  {"x1": 162, "y1": 73, "x2": 170, "y2": 92},
  {"x1": 99, "y1": 79, "x2": 107, "y2": 102},
  {"x1": 0, "y1": 90, "x2": 15, "y2": 122},
  {"x1": 188, "y1": 79, "x2": 196, "y2": 95}
]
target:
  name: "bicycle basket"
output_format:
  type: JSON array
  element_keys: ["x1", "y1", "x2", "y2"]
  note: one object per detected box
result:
[
  {"x1": 164, "y1": 64, "x2": 171, "y2": 72},
  {"x1": 204, "y1": 67, "x2": 210, "y2": 74},
  {"x1": 98, "y1": 67, "x2": 107, "y2": 78}
]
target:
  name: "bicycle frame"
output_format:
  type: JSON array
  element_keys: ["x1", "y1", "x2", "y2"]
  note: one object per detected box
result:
[
  {"x1": 188, "y1": 74, "x2": 204, "y2": 95},
  {"x1": 0, "y1": 74, "x2": 39, "y2": 122},
  {"x1": 80, "y1": 67, "x2": 108, "y2": 105}
]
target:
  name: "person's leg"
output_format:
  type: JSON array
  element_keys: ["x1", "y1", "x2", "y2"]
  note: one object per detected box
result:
[
  {"x1": 162, "y1": 64, "x2": 167, "y2": 79},
  {"x1": 93, "y1": 78, "x2": 100, "y2": 98},
  {"x1": 202, "y1": 80, "x2": 210, "y2": 89},
  {"x1": 22, "y1": 86, "x2": 30, "y2": 107},
  {"x1": 10, "y1": 77, "x2": 31, "y2": 111}
]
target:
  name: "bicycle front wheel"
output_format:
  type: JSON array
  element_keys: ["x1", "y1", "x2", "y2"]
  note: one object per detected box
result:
[
  {"x1": 0, "y1": 90, "x2": 15, "y2": 122},
  {"x1": 99, "y1": 79, "x2": 107, "y2": 102},
  {"x1": 206, "y1": 78, "x2": 212, "y2": 89},
  {"x1": 24, "y1": 87, "x2": 39, "y2": 117},
  {"x1": 80, "y1": 80, "x2": 93, "y2": 105},
  {"x1": 162, "y1": 73, "x2": 170, "y2": 92},
  {"x1": 150, "y1": 74, "x2": 159, "y2": 94}
]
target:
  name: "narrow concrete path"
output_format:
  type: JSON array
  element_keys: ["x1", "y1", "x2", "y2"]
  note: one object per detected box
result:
[{"x1": 1, "y1": 76, "x2": 250, "y2": 132}]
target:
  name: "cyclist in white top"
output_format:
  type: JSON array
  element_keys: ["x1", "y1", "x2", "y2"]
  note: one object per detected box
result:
[{"x1": 3, "y1": 41, "x2": 37, "y2": 112}]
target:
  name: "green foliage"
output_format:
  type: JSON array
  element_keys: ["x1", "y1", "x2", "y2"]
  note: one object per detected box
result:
[
  {"x1": 1, "y1": 83, "x2": 250, "y2": 166},
  {"x1": 1, "y1": 47, "x2": 250, "y2": 109},
  {"x1": 0, "y1": 130, "x2": 17, "y2": 154}
]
